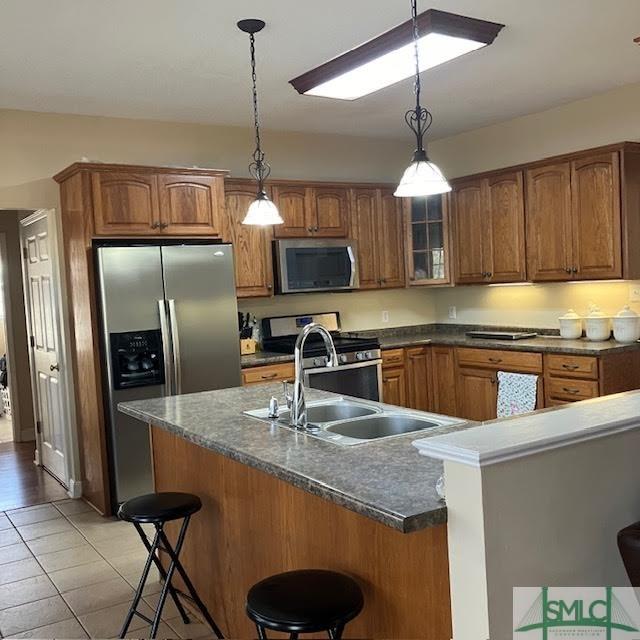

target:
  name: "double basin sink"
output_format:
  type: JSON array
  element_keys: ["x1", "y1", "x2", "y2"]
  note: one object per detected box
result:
[{"x1": 245, "y1": 398, "x2": 462, "y2": 446}]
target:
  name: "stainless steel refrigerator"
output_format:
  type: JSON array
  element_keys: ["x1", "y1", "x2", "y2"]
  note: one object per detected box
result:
[{"x1": 95, "y1": 241, "x2": 241, "y2": 506}]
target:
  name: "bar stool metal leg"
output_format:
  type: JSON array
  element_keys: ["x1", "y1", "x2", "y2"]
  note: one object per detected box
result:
[
  {"x1": 255, "y1": 625, "x2": 267, "y2": 640},
  {"x1": 157, "y1": 524, "x2": 225, "y2": 639},
  {"x1": 119, "y1": 527, "x2": 162, "y2": 638},
  {"x1": 132, "y1": 522, "x2": 190, "y2": 625}
]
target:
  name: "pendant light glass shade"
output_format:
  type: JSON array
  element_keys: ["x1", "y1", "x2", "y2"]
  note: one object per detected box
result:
[
  {"x1": 394, "y1": 157, "x2": 451, "y2": 197},
  {"x1": 242, "y1": 192, "x2": 284, "y2": 226}
]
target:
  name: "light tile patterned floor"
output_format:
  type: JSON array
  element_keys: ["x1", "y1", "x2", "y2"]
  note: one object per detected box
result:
[{"x1": 0, "y1": 500, "x2": 214, "y2": 639}]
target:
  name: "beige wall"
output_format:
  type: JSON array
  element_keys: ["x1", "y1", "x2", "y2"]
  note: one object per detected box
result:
[{"x1": 428, "y1": 80, "x2": 640, "y2": 328}]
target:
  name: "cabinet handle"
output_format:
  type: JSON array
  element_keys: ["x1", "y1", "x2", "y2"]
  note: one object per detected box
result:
[
  {"x1": 490, "y1": 377, "x2": 497, "y2": 385},
  {"x1": 572, "y1": 267, "x2": 578, "y2": 274},
  {"x1": 160, "y1": 222, "x2": 169, "y2": 229},
  {"x1": 151, "y1": 221, "x2": 160, "y2": 229},
  {"x1": 561, "y1": 363, "x2": 579, "y2": 370},
  {"x1": 488, "y1": 357, "x2": 502, "y2": 364},
  {"x1": 314, "y1": 226, "x2": 319, "y2": 232},
  {"x1": 267, "y1": 284, "x2": 273, "y2": 291},
  {"x1": 565, "y1": 267, "x2": 572, "y2": 274},
  {"x1": 562, "y1": 387, "x2": 580, "y2": 395},
  {"x1": 260, "y1": 373, "x2": 278, "y2": 380},
  {"x1": 50, "y1": 363, "x2": 59, "y2": 372},
  {"x1": 307, "y1": 226, "x2": 314, "y2": 232}
]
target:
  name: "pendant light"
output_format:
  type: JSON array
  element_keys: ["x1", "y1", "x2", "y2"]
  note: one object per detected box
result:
[
  {"x1": 237, "y1": 19, "x2": 283, "y2": 226},
  {"x1": 394, "y1": 0, "x2": 451, "y2": 198}
]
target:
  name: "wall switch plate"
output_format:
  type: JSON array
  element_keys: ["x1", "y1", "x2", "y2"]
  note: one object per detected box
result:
[
  {"x1": 382, "y1": 310, "x2": 390, "y2": 323},
  {"x1": 630, "y1": 284, "x2": 640, "y2": 302},
  {"x1": 448, "y1": 306, "x2": 457, "y2": 320}
]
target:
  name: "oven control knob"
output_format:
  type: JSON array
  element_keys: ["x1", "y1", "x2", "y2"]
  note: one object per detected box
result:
[
  {"x1": 339, "y1": 354, "x2": 347, "y2": 364},
  {"x1": 313, "y1": 357, "x2": 323, "y2": 367},
  {"x1": 364, "y1": 351, "x2": 372, "y2": 360},
  {"x1": 356, "y1": 352, "x2": 365, "y2": 361}
]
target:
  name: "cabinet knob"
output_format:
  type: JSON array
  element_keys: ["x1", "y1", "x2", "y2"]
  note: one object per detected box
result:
[
  {"x1": 314, "y1": 226, "x2": 319, "y2": 232},
  {"x1": 307, "y1": 226, "x2": 314, "y2": 233},
  {"x1": 572, "y1": 267, "x2": 578, "y2": 274},
  {"x1": 565, "y1": 267, "x2": 572, "y2": 274},
  {"x1": 151, "y1": 221, "x2": 160, "y2": 229},
  {"x1": 267, "y1": 284, "x2": 273, "y2": 291},
  {"x1": 160, "y1": 222, "x2": 169, "y2": 229}
]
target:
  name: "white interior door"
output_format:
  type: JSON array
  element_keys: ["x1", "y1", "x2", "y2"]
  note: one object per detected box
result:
[{"x1": 21, "y1": 211, "x2": 67, "y2": 484}]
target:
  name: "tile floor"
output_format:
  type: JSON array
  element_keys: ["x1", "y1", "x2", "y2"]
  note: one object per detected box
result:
[{"x1": 0, "y1": 500, "x2": 214, "y2": 639}]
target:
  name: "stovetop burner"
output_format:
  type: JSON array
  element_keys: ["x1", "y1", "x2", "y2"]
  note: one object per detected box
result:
[{"x1": 263, "y1": 333, "x2": 380, "y2": 358}]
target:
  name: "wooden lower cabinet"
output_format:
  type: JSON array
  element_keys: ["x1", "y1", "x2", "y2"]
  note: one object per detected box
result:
[
  {"x1": 382, "y1": 367, "x2": 408, "y2": 408},
  {"x1": 456, "y1": 367, "x2": 499, "y2": 422},
  {"x1": 405, "y1": 347, "x2": 432, "y2": 411},
  {"x1": 430, "y1": 347, "x2": 458, "y2": 416},
  {"x1": 242, "y1": 362, "x2": 294, "y2": 385}
]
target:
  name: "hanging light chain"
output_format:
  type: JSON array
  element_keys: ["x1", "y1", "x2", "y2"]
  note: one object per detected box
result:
[
  {"x1": 404, "y1": 0, "x2": 432, "y2": 158},
  {"x1": 248, "y1": 31, "x2": 271, "y2": 191}
]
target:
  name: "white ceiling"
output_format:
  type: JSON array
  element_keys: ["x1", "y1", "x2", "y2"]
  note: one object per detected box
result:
[{"x1": 1, "y1": 0, "x2": 639, "y2": 140}]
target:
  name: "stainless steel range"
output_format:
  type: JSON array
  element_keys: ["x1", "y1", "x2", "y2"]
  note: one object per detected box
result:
[{"x1": 262, "y1": 312, "x2": 382, "y2": 401}]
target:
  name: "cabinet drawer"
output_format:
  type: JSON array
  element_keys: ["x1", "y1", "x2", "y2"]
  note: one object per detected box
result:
[
  {"x1": 545, "y1": 377, "x2": 599, "y2": 402},
  {"x1": 456, "y1": 348, "x2": 542, "y2": 373},
  {"x1": 242, "y1": 363, "x2": 295, "y2": 385},
  {"x1": 382, "y1": 349, "x2": 406, "y2": 368},
  {"x1": 545, "y1": 354, "x2": 598, "y2": 380}
]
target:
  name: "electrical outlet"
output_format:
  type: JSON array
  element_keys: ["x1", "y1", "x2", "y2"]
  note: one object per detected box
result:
[
  {"x1": 629, "y1": 284, "x2": 640, "y2": 302},
  {"x1": 448, "y1": 306, "x2": 457, "y2": 320},
  {"x1": 382, "y1": 310, "x2": 390, "y2": 323}
]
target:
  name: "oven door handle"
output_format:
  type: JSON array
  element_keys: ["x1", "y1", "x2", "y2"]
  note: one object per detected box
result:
[{"x1": 304, "y1": 359, "x2": 382, "y2": 375}]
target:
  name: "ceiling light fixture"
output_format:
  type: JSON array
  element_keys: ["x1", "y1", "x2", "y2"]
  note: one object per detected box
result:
[
  {"x1": 394, "y1": 0, "x2": 451, "y2": 198},
  {"x1": 289, "y1": 9, "x2": 504, "y2": 101},
  {"x1": 237, "y1": 19, "x2": 283, "y2": 226}
]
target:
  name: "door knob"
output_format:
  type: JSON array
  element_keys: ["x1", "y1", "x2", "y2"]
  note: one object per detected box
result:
[{"x1": 50, "y1": 363, "x2": 59, "y2": 372}]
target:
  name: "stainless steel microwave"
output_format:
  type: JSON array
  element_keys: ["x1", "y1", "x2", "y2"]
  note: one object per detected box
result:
[{"x1": 274, "y1": 239, "x2": 359, "y2": 294}]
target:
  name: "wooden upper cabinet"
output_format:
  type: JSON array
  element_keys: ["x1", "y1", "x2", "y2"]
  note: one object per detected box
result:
[
  {"x1": 312, "y1": 187, "x2": 349, "y2": 237},
  {"x1": 272, "y1": 184, "x2": 349, "y2": 238},
  {"x1": 272, "y1": 185, "x2": 309, "y2": 238},
  {"x1": 378, "y1": 191, "x2": 406, "y2": 288},
  {"x1": 452, "y1": 180, "x2": 485, "y2": 283},
  {"x1": 485, "y1": 171, "x2": 526, "y2": 282},
  {"x1": 405, "y1": 195, "x2": 451, "y2": 286},
  {"x1": 452, "y1": 172, "x2": 525, "y2": 284},
  {"x1": 525, "y1": 163, "x2": 573, "y2": 281},
  {"x1": 571, "y1": 152, "x2": 622, "y2": 280},
  {"x1": 350, "y1": 189, "x2": 380, "y2": 289},
  {"x1": 157, "y1": 174, "x2": 222, "y2": 235},
  {"x1": 92, "y1": 172, "x2": 160, "y2": 235},
  {"x1": 223, "y1": 180, "x2": 274, "y2": 298}
]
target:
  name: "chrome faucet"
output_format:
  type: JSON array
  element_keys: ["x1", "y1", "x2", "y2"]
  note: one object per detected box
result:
[{"x1": 290, "y1": 323, "x2": 339, "y2": 431}]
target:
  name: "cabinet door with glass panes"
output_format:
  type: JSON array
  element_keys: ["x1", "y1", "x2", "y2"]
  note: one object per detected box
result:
[{"x1": 406, "y1": 194, "x2": 451, "y2": 285}]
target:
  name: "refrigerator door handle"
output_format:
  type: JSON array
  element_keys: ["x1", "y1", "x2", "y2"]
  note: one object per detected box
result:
[
  {"x1": 158, "y1": 300, "x2": 173, "y2": 395},
  {"x1": 167, "y1": 299, "x2": 182, "y2": 395}
]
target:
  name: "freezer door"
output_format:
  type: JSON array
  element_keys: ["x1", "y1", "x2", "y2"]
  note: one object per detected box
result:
[
  {"x1": 161, "y1": 244, "x2": 241, "y2": 393},
  {"x1": 96, "y1": 245, "x2": 168, "y2": 504}
]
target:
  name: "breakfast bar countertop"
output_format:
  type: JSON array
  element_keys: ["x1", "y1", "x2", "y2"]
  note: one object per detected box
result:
[{"x1": 119, "y1": 384, "x2": 472, "y2": 533}]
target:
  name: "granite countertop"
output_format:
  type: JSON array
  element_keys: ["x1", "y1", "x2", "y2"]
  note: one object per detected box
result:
[
  {"x1": 241, "y1": 324, "x2": 640, "y2": 367},
  {"x1": 119, "y1": 385, "x2": 472, "y2": 533}
]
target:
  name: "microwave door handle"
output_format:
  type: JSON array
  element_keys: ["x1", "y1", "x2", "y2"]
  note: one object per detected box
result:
[
  {"x1": 158, "y1": 300, "x2": 173, "y2": 395},
  {"x1": 347, "y1": 245, "x2": 356, "y2": 287},
  {"x1": 167, "y1": 299, "x2": 182, "y2": 395}
]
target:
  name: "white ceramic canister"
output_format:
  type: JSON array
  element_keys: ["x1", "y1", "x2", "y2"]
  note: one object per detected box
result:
[
  {"x1": 613, "y1": 305, "x2": 640, "y2": 343},
  {"x1": 585, "y1": 307, "x2": 611, "y2": 341},
  {"x1": 558, "y1": 309, "x2": 583, "y2": 339}
]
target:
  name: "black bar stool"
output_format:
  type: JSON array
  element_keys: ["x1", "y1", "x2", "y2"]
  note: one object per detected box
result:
[
  {"x1": 246, "y1": 569, "x2": 364, "y2": 639},
  {"x1": 117, "y1": 492, "x2": 224, "y2": 639},
  {"x1": 618, "y1": 521, "x2": 640, "y2": 587}
]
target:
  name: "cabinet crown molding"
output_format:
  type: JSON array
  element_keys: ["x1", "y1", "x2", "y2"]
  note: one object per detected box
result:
[{"x1": 54, "y1": 162, "x2": 230, "y2": 183}]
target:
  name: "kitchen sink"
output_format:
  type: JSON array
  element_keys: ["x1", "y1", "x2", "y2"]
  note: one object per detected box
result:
[
  {"x1": 244, "y1": 398, "x2": 462, "y2": 446},
  {"x1": 325, "y1": 414, "x2": 441, "y2": 441},
  {"x1": 277, "y1": 402, "x2": 379, "y2": 426}
]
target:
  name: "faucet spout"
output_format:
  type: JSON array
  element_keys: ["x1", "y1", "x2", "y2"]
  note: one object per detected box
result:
[{"x1": 290, "y1": 323, "x2": 338, "y2": 431}]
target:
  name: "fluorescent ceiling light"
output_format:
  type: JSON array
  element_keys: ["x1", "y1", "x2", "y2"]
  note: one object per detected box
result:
[{"x1": 290, "y1": 10, "x2": 504, "y2": 100}]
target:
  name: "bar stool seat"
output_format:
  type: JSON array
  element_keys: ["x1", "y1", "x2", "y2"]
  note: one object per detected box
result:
[
  {"x1": 117, "y1": 492, "x2": 223, "y2": 640},
  {"x1": 119, "y1": 492, "x2": 201, "y2": 523},
  {"x1": 247, "y1": 570, "x2": 363, "y2": 639}
]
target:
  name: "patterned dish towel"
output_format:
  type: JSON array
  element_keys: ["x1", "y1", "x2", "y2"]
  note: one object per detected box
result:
[{"x1": 496, "y1": 371, "x2": 538, "y2": 418}]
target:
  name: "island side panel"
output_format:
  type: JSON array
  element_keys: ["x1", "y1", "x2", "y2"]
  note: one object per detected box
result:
[{"x1": 151, "y1": 426, "x2": 452, "y2": 639}]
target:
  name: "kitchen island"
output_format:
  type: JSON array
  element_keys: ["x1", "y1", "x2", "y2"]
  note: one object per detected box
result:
[{"x1": 120, "y1": 385, "x2": 468, "y2": 639}]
